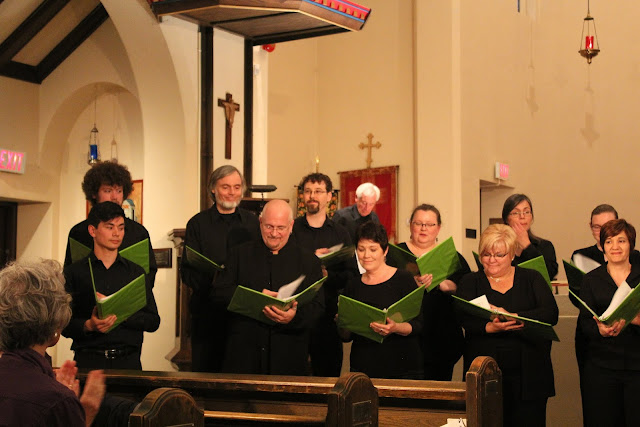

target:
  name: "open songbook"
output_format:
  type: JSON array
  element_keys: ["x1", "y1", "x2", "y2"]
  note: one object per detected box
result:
[
  {"x1": 337, "y1": 285, "x2": 425, "y2": 343},
  {"x1": 70, "y1": 237, "x2": 152, "y2": 273},
  {"x1": 563, "y1": 260, "x2": 586, "y2": 294},
  {"x1": 387, "y1": 237, "x2": 461, "y2": 291},
  {"x1": 569, "y1": 282, "x2": 640, "y2": 330},
  {"x1": 452, "y1": 294, "x2": 559, "y2": 341},
  {"x1": 227, "y1": 275, "x2": 327, "y2": 325},
  {"x1": 473, "y1": 253, "x2": 552, "y2": 290},
  {"x1": 184, "y1": 245, "x2": 224, "y2": 274},
  {"x1": 316, "y1": 243, "x2": 355, "y2": 267},
  {"x1": 572, "y1": 253, "x2": 601, "y2": 273},
  {"x1": 88, "y1": 259, "x2": 147, "y2": 332}
]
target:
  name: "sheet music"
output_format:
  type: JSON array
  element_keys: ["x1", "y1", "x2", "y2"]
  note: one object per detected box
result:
[
  {"x1": 276, "y1": 275, "x2": 306, "y2": 300},
  {"x1": 572, "y1": 253, "x2": 601, "y2": 273},
  {"x1": 600, "y1": 281, "x2": 631, "y2": 319}
]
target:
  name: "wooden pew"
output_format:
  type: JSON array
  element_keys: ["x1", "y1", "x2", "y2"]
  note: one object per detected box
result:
[
  {"x1": 85, "y1": 356, "x2": 500, "y2": 427},
  {"x1": 129, "y1": 387, "x2": 204, "y2": 427}
]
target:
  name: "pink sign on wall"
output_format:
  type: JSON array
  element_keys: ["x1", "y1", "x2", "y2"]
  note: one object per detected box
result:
[{"x1": 0, "y1": 149, "x2": 26, "y2": 174}]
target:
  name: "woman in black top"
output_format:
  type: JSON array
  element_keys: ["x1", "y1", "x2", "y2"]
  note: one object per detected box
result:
[
  {"x1": 457, "y1": 224, "x2": 558, "y2": 427},
  {"x1": 392, "y1": 204, "x2": 470, "y2": 380},
  {"x1": 578, "y1": 219, "x2": 640, "y2": 427},
  {"x1": 341, "y1": 221, "x2": 423, "y2": 379},
  {"x1": 502, "y1": 194, "x2": 558, "y2": 280}
]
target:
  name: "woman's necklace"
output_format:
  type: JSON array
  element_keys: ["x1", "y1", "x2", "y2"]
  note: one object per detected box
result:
[{"x1": 488, "y1": 275, "x2": 503, "y2": 282}]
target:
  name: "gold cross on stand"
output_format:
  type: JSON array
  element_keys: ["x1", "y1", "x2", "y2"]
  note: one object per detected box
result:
[{"x1": 359, "y1": 133, "x2": 381, "y2": 168}]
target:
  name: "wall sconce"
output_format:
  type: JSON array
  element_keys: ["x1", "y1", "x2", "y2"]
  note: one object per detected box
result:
[{"x1": 578, "y1": 0, "x2": 600, "y2": 64}]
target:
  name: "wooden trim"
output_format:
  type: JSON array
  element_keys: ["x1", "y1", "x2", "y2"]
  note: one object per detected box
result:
[
  {"x1": 0, "y1": 61, "x2": 39, "y2": 83},
  {"x1": 0, "y1": 0, "x2": 70, "y2": 68},
  {"x1": 249, "y1": 25, "x2": 348, "y2": 45},
  {"x1": 243, "y1": 38, "x2": 253, "y2": 195},
  {"x1": 36, "y1": 4, "x2": 109, "y2": 83},
  {"x1": 199, "y1": 26, "x2": 214, "y2": 211}
]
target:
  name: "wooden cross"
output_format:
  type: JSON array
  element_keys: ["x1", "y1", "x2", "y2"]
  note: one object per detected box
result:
[
  {"x1": 358, "y1": 133, "x2": 381, "y2": 168},
  {"x1": 218, "y1": 93, "x2": 240, "y2": 159}
]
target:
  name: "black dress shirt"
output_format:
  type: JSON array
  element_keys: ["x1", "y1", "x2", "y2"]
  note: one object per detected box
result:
[
  {"x1": 457, "y1": 267, "x2": 559, "y2": 400},
  {"x1": 62, "y1": 253, "x2": 160, "y2": 351},
  {"x1": 578, "y1": 263, "x2": 640, "y2": 371},
  {"x1": 213, "y1": 239, "x2": 324, "y2": 375},
  {"x1": 0, "y1": 348, "x2": 85, "y2": 427},
  {"x1": 512, "y1": 236, "x2": 558, "y2": 280},
  {"x1": 64, "y1": 218, "x2": 157, "y2": 289},
  {"x1": 332, "y1": 204, "x2": 381, "y2": 243}
]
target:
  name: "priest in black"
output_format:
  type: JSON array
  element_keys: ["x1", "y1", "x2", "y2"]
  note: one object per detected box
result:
[
  {"x1": 63, "y1": 202, "x2": 160, "y2": 370},
  {"x1": 213, "y1": 199, "x2": 324, "y2": 375},
  {"x1": 181, "y1": 165, "x2": 260, "y2": 372},
  {"x1": 63, "y1": 161, "x2": 157, "y2": 291},
  {"x1": 293, "y1": 173, "x2": 357, "y2": 376}
]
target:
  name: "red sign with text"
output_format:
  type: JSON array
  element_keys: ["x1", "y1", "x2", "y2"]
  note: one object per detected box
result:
[{"x1": 0, "y1": 149, "x2": 26, "y2": 174}]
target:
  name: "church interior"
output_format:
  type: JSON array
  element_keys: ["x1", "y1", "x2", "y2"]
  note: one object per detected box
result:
[{"x1": 2, "y1": 0, "x2": 639, "y2": 424}]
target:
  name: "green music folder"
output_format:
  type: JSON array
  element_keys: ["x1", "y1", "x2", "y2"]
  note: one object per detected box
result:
[
  {"x1": 184, "y1": 245, "x2": 224, "y2": 275},
  {"x1": 472, "y1": 253, "x2": 551, "y2": 290},
  {"x1": 569, "y1": 284, "x2": 640, "y2": 330},
  {"x1": 563, "y1": 260, "x2": 585, "y2": 294},
  {"x1": 89, "y1": 260, "x2": 147, "y2": 332},
  {"x1": 69, "y1": 238, "x2": 91, "y2": 264},
  {"x1": 337, "y1": 285, "x2": 426, "y2": 343},
  {"x1": 227, "y1": 276, "x2": 327, "y2": 325},
  {"x1": 317, "y1": 244, "x2": 355, "y2": 267},
  {"x1": 70, "y1": 237, "x2": 151, "y2": 274},
  {"x1": 387, "y1": 237, "x2": 461, "y2": 292},
  {"x1": 452, "y1": 295, "x2": 559, "y2": 342}
]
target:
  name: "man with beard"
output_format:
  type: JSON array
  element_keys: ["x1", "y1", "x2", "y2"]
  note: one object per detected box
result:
[
  {"x1": 181, "y1": 165, "x2": 260, "y2": 372},
  {"x1": 332, "y1": 182, "x2": 381, "y2": 242},
  {"x1": 213, "y1": 200, "x2": 324, "y2": 375},
  {"x1": 293, "y1": 173, "x2": 356, "y2": 376}
]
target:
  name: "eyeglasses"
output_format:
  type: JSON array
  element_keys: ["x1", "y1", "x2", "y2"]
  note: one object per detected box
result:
[
  {"x1": 509, "y1": 210, "x2": 532, "y2": 218},
  {"x1": 590, "y1": 224, "x2": 602, "y2": 231},
  {"x1": 303, "y1": 189, "x2": 327, "y2": 196},
  {"x1": 480, "y1": 253, "x2": 508, "y2": 260},
  {"x1": 411, "y1": 221, "x2": 438, "y2": 229},
  {"x1": 262, "y1": 224, "x2": 288, "y2": 233}
]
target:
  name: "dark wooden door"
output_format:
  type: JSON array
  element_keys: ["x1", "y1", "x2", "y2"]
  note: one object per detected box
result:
[{"x1": 0, "y1": 202, "x2": 17, "y2": 268}]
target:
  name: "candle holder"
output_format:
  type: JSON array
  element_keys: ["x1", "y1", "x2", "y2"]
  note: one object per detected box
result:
[{"x1": 578, "y1": 1, "x2": 600, "y2": 64}]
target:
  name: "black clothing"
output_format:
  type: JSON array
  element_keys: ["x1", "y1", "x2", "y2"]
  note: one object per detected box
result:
[
  {"x1": 578, "y1": 264, "x2": 640, "y2": 371},
  {"x1": 343, "y1": 269, "x2": 424, "y2": 379},
  {"x1": 0, "y1": 348, "x2": 85, "y2": 427},
  {"x1": 457, "y1": 267, "x2": 558, "y2": 426},
  {"x1": 62, "y1": 254, "x2": 160, "y2": 369},
  {"x1": 181, "y1": 205, "x2": 260, "y2": 372},
  {"x1": 513, "y1": 237, "x2": 558, "y2": 281},
  {"x1": 394, "y1": 242, "x2": 470, "y2": 380},
  {"x1": 64, "y1": 217, "x2": 157, "y2": 289},
  {"x1": 213, "y1": 239, "x2": 324, "y2": 375},
  {"x1": 332, "y1": 204, "x2": 380, "y2": 242},
  {"x1": 293, "y1": 215, "x2": 357, "y2": 376}
]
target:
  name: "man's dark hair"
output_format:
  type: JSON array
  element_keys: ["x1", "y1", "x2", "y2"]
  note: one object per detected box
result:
[
  {"x1": 81, "y1": 161, "x2": 133, "y2": 206},
  {"x1": 591, "y1": 204, "x2": 618, "y2": 222},
  {"x1": 300, "y1": 173, "x2": 333, "y2": 192},
  {"x1": 355, "y1": 221, "x2": 388, "y2": 250},
  {"x1": 87, "y1": 201, "x2": 125, "y2": 228}
]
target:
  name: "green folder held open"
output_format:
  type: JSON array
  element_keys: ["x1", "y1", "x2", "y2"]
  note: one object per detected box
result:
[
  {"x1": 452, "y1": 294, "x2": 559, "y2": 341},
  {"x1": 227, "y1": 276, "x2": 327, "y2": 325},
  {"x1": 388, "y1": 237, "x2": 461, "y2": 292},
  {"x1": 563, "y1": 260, "x2": 585, "y2": 294},
  {"x1": 184, "y1": 245, "x2": 224, "y2": 275},
  {"x1": 337, "y1": 285, "x2": 425, "y2": 343},
  {"x1": 472, "y1": 253, "x2": 552, "y2": 290},
  {"x1": 88, "y1": 260, "x2": 147, "y2": 332},
  {"x1": 70, "y1": 237, "x2": 151, "y2": 274},
  {"x1": 317, "y1": 244, "x2": 355, "y2": 268},
  {"x1": 569, "y1": 283, "x2": 640, "y2": 330}
]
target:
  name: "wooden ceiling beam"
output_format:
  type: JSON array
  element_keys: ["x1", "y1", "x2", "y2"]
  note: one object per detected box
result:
[
  {"x1": 0, "y1": 61, "x2": 39, "y2": 84},
  {"x1": 0, "y1": 0, "x2": 71, "y2": 67},
  {"x1": 36, "y1": 4, "x2": 109, "y2": 83}
]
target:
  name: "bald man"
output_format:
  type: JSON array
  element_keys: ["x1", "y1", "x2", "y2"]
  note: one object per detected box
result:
[{"x1": 212, "y1": 200, "x2": 324, "y2": 375}]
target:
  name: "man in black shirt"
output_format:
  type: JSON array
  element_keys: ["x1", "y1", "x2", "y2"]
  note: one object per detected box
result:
[
  {"x1": 63, "y1": 202, "x2": 160, "y2": 369},
  {"x1": 64, "y1": 161, "x2": 157, "y2": 291},
  {"x1": 214, "y1": 199, "x2": 324, "y2": 375},
  {"x1": 293, "y1": 173, "x2": 356, "y2": 376},
  {"x1": 332, "y1": 182, "x2": 381, "y2": 242},
  {"x1": 181, "y1": 165, "x2": 260, "y2": 372}
]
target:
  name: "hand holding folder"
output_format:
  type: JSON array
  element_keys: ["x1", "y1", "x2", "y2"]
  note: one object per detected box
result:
[{"x1": 570, "y1": 281, "x2": 640, "y2": 331}]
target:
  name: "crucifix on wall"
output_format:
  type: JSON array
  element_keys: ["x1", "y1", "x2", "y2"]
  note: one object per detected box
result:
[
  {"x1": 359, "y1": 133, "x2": 381, "y2": 168},
  {"x1": 218, "y1": 92, "x2": 240, "y2": 159}
]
